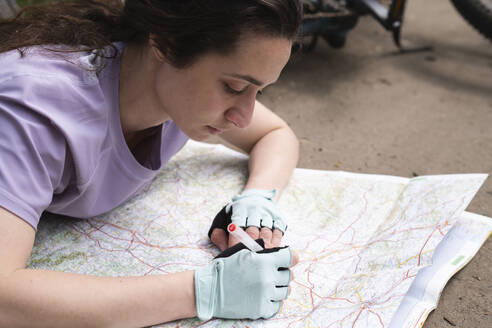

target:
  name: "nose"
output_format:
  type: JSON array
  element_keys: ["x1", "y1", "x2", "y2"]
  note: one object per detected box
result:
[{"x1": 224, "y1": 94, "x2": 256, "y2": 128}]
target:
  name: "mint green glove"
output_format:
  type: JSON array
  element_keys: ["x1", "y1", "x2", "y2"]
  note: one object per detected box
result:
[
  {"x1": 225, "y1": 189, "x2": 287, "y2": 233},
  {"x1": 194, "y1": 246, "x2": 292, "y2": 320}
]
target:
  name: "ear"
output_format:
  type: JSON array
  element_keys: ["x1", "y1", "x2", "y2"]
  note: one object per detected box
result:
[{"x1": 148, "y1": 34, "x2": 165, "y2": 62}]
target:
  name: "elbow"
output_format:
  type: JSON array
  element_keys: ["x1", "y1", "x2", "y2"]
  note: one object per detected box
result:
[
  {"x1": 272, "y1": 124, "x2": 300, "y2": 163},
  {"x1": 285, "y1": 124, "x2": 300, "y2": 164}
]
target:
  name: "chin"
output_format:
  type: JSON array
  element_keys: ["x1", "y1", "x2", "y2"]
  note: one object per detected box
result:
[
  {"x1": 189, "y1": 135, "x2": 210, "y2": 142},
  {"x1": 185, "y1": 130, "x2": 211, "y2": 142},
  {"x1": 184, "y1": 126, "x2": 217, "y2": 141}
]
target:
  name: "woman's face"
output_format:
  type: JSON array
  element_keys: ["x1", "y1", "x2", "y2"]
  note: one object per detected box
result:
[{"x1": 152, "y1": 35, "x2": 292, "y2": 140}]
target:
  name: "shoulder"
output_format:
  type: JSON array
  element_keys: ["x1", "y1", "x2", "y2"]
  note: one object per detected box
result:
[
  {"x1": 0, "y1": 46, "x2": 101, "y2": 104},
  {"x1": 0, "y1": 44, "x2": 124, "y2": 127},
  {"x1": 0, "y1": 43, "x2": 123, "y2": 86},
  {"x1": 0, "y1": 47, "x2": 87, "y2": 85}
]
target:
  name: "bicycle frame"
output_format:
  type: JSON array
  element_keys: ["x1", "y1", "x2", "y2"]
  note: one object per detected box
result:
[
  {"x1": 356, "y1": 0, "x2": 408, "y2": 47},
  {"x1": 302, "y1": 0, "x2": 409, "y2": 48}
]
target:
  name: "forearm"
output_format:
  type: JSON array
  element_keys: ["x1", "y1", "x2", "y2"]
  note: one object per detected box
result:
[
  {"x1": 0, "y1": 268, "x2": 196, "y2": 328},
  {"x1": 244, "y1": 125, "x2": 299, "y2": 200}
]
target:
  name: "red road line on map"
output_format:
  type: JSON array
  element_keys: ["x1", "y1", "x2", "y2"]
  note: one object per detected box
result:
[
  {"x1": 375, "y1": 293, "x2": 408, "y2": 307},
  {"x1": 351, "y1": 307, "x2": 365, "y2": 328},
  {"x1": 367, "y1": 308, "x2": 385, "y2": 327},
  {"x1": 436, "y1": 221, "x2": 448, "y2": 236},
  {"x1": 348, "y1": 226, "x2": 356, "y2": 243},
  {"x1": 300, "y1": 268, "x2": 417, "y2": 328},
  {"x1": 417, "y1": 227, "x2": 437, "y2": 266},
  {"x1": 413, "y1": 309, "x2": 426, "y2": 328},
  {"x1": 87, "y1": 221, "x2": 142, "y2": 253},
  {"x1": 284, "y1": 316, "x2": 306, "y2": 327},
  {"x1": 126, "y1": 232, "x2": 136, "y2": 251},
  {"x1": 285, "y1": 185, "x2": 471, "y2": 326},
  {"x1": 353, "y1": 253, "x2": 362, "y2": 272},
  {"x1": 89, "y1": 221, "x2": 131, "y2": 242},
  {"x1": 302, "y1": 235, "x2": 322, "y2": 252},
  {"x1": 307, "y1": 270, "x2": 316, "y2": 307},
  {"x1": 319, "y1": 188, "x2": 371, "y2": 253},
  {"x1": 374, "y1": 270, "x2": 417, "y2": 306},
  {"x1": 91, "y1": 219, "x2": 199, "y2": 254},
  {"x1": 142, "y1": 212, "x2": 169, "y2": 233},
  {"x1": 286, "y1": 311, "x2": 322, "y2": 328},
  {"x1": 293, "y1": 280, "x2": 356, "y2": 304},
  {"x1": 371, "y1": 284, "x2": 414, "y2": 306},
  {"x1": 390, "y1": 224, "x2": 437, "y2": 236},
  {"x1": 143, "y1": 262, "x2": 194, "y2": 275},
  {"x1": 294, "y1": 280, "x2": 356, "y2": 304},
  {"x1": 100, "y1": 221, "x2": 143, "y2": 239},
  {"x1": 72, "y1": 219, "x2": 212, "y2": 274},
  {"x1": 127, "y1": 249, "x2": 166, "y2": 273},
  {"x1": 98, "y1": 219, "x2": 151, "y2": 246},
  {"x1": 71, "y1": 224, "x2": 124, "y2": 253},
  {"x1": 324, "y1": 309, "x2": 359, "y2": 328}
]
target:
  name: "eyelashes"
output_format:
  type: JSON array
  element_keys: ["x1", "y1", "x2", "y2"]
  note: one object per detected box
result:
[
  {"x1": 224, "y1": 83, "x2": 263, "y2": 96},
  {"x1": 224, "y1": 83, "x2": 245, "y2": 95}
]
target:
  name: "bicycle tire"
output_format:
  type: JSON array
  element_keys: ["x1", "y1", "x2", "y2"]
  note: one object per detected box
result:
[{"x1": 450, "y1": 0, "x2": 492, "y2": 41}]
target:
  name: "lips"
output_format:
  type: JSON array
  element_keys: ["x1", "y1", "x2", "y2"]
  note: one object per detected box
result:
[{"x1": 207, "y1": 125, "x2": 223, "y2": 135}]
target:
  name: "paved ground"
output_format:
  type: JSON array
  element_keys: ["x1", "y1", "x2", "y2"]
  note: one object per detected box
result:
[{"x1": 215, "y1": 0, "x2": 491, "y2": 326}]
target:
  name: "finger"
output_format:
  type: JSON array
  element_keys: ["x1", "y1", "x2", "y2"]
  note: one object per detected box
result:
[
  {"x1": 210, "y1": 228, "x2": 228, "y2": 251},
  {"x1": 246, "y1": 209, "x2": 261, "y2": 228},
  {"x1": 272, "y1": 217, "x2": 287, "y2": 233},
  {"x1": 270, "y1": 247, "x2": 293, "y2": 268},
  {"x1": 265, "y1": 301, "x2": 282, "y2": 319},
  {"x1": 271, "y1": 229, "x2": 283, "y2": 247},
  {"x1": 230, "y1": 206, "x2": 248, "y2": 227},
  {"x1": 276, "y1": 269, "x2": 291, "y2": 286},
  {"x1": 271, "y1": 286, "x2": 289, "y2": 301},
  {"x1": 259, "y1": 227, "x2": 273, "y2": 248},
  {"x1": 245, "y1": 226, "x2": 260, "y2": 240},
  {"x1": 227, "y1": 233, "x2": 240, "y2": 249},
  {"x1": 259, "y1": 211, "x2": 273, "y2": 229},
  {"x1": 291, "y1": 250, "x2": 299, "y2": 267}
]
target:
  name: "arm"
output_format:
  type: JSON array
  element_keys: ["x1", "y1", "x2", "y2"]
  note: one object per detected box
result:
[
  {"x1": 211, "y1": 100, "x2": 299, "y2": 249},
  {"x1": 221, "y1": 100, "x2": 299, "y2": 199},
  {"x1": 0, "y1": 207, "x2": 196, "y2": 328}
]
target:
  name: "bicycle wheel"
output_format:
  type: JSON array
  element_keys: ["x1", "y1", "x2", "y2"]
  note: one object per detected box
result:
[{"x1": 450, "y1": 0, "x2": 492, "y2": 41}]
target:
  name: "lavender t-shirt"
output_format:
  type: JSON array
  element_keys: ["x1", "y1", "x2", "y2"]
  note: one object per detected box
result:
[{"x1": 0, "y1": 43, "x2": 189, "y2": 230}]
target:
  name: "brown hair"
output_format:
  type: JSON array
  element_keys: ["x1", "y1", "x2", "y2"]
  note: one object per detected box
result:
[{"x1": 0, "y1": 0, "x2": 302, "y2": 68}]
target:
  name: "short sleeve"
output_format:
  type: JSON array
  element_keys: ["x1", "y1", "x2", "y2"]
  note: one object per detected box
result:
[{"x1": 0, "y1": 77, "x2": 67, "y2": 230}]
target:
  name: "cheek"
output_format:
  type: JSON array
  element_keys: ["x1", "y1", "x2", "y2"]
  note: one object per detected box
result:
[
  {"x1": 191, "y1": 88, "x2": 228, "y2": 117},
  {"x1": 158, "y1": 77, "x2": 229, "y2": 125}
]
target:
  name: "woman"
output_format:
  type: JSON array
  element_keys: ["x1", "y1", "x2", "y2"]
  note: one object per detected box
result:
[{"x1": 0, "y1": 0, "x2": 302, "y2": 326}]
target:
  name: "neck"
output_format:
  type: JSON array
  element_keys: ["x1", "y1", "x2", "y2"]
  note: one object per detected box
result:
[{"x1": 118, "y1": 42, "x2": 170, "y2": 140}]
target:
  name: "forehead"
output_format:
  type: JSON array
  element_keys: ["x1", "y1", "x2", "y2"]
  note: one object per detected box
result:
[{"x1": 194, "y1": 35, "x2": 292, "y2": 86}]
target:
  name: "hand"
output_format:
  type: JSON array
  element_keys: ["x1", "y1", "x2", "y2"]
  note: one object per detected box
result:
[
  {"x1": 194, "y1": 243, "x2": 299, "y2": 320},
  {"x1": 208, "y1": 189, "x2": 287, "y2": 251}
]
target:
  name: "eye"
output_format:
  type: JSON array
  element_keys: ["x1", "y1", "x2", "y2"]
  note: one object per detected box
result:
[
  {"x1": 224, "y1": 83, "x2": 264, "y2": 97},
  {"x1": 224, "y1": 83, "x2": 246, "y2": 95}
]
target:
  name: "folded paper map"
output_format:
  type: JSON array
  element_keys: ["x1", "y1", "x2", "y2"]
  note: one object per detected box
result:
[{"x1": 29, "y1": 141, "x2": 491, "y2": 327}]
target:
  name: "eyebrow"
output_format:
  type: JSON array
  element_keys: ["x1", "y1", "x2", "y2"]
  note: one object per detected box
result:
[{"x1": 224, "y1": 73, "x2": 265, "y2": 87}]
